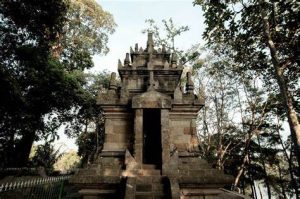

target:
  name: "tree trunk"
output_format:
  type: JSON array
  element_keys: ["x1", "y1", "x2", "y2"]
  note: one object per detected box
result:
[
  {"x1": 234, "y1": 153, "x2": 248, "y2": 187},
  {"x1": 13, "y1": 131, "x2": 36, "y2": 167},
  {"x1": 277, "y1": 162, "x2": 287, "y2": 199},
  {"x1": 259, "y1": 0, "x2": 300, "y2": 168},
  {"x1": 257, "y1": 135, "x2": 272, "y2": 199},
  {"x1": 276, "y1": 118, "x2": 299, "y2": 198}
]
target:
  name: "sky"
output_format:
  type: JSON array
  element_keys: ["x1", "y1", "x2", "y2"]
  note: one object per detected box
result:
[
  {"x1": 53, "y1": 0, "x2": 205, "y2": 151},
  {"x1": 92, "y1": 0, "x2": 205, "y2": 73}
]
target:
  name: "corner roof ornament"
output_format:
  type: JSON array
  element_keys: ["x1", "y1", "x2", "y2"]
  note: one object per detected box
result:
[{"x1": 146, "y1": 32, "x2": 154, "y2": 53}]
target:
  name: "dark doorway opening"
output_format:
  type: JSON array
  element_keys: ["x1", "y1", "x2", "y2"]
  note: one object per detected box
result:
[{"x1": 143, "y1": 109, "x2": 162, "y2": 168}]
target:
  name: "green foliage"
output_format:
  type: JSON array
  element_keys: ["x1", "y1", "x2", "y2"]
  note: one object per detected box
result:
[
  {"x1": 56, "y1": 0, "x2": 116, "y2": 71},
  {"x1": 194, "y1": 1, "x2": 300, "y2": 196},
  {"x1": 77, "y1": 131, "x2": 100, "y2": 166},
  {"x1": 64, "y1": 71, "x2": 111, "y2": 138},
  {"x1": 195, "y1": 43, "x2": 298, "y2": 198},
  {"x1": 0, "y1": 0, "x2": 70, "y2": 167},
  {"x1": 194, "y1": 0, "x2": 299, "y2": 161},
  {"x1": 0, "y1": 0, "x2": 115, "y2": 167},
  {"x1": 70, "y1": 71, "x2": 111, "y2": 166},
  {"x1": 54, "y1": 150, "x2": 80, "y2": 173},
  {"x1": 142, "y1": 18, "x2": 189, "y2": 52},
  {"x1": 30, "y1": 143, "x2": 62, "y2": 173},
  {"x1": 194, "y1": 0, "x2": 299, "y2": 79},
  {"x1": 142, "y1": 18, "x2": 202, "y2": 65}
]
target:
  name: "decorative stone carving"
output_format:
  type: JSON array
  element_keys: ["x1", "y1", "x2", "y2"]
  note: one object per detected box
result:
[
  {"x1": 118, "y1": 59, "x2": 123, "y2": 68},
  {"x1": 174, "y1": 85, "x2": 182, "y2": 103},
  {"x1": 171, "y1": 53, "x2": 177, "y2": 68},
  {"x1": 71, "y1": 34, "x2": 246, "y2": 199},
  {"x1": 108, "y1": 72, "x2": 117, "y2": 91},
  {"x1": 124, "y1": 53, "x2": 130, "y2": 66},
  {"x1": 164, "y1": 60, "x2": 169, "y2": 69},
  {"x1": 147, "y1": 71, "x2": 155, "y2": 91},
  {"x1": 186, "y1": 72, "x2": 194, "y2": 94},
  {"x1": 139, "y1": 47, "x2": 143, "y2": 53},
  {"x1": 146, "y1": 32, "x2": 154, "y2": 53},
  {"x1": 132, "y1": 90, "x2": 172, "y2": 109}
]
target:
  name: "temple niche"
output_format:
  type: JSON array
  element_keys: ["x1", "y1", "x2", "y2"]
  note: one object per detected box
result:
[{"x1": 70, "y1": 33, "x2": 246, "y2": 199}]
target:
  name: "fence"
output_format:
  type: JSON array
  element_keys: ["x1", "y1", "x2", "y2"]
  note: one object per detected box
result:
[{"x1": 0, "y1": 175, "x2": 71, "y2": 199}]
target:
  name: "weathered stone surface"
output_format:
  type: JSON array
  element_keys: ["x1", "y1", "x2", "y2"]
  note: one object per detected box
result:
[
  {"x1": 69, "y1": 34, "x2": 248, "y2": 199},
  {"x1": 132, "y1": 90, "x2": 172, "y2": 109}
]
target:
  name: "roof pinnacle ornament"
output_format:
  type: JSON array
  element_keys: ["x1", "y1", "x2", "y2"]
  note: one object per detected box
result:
[
  {"x1": 124, "y1": 53, "x2": 130, "y2": 66},
  {"x1": 146, "y1": 32, "x2": 154, "y2": 53},
  {"x1": 118, "y1": 59, "x2": 123, "y2": 68},
  {"x1": 171, "y1": 53, "x2": 177, "y2": 67},
  {"x1": 186, "y1": 72, "x2": 194, "y2": 94}
]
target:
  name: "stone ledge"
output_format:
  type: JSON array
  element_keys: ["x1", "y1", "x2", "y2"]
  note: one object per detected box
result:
[
  {"x1": 100, "y1": 150, "x2": 126, "y2": 157},
  {"x1": 79, "y1": 189, "x2": 116, "y2": 195},
  {"x1": 178, "y1": 175, "x2": 233, "y2": 186},
  {"x1": 70, "y1": 175, "x2": 122, "y2": 184}
]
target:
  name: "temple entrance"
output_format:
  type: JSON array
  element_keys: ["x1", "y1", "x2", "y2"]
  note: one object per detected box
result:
[{"x1": 143, "y1": 109, "x2": 162, "y2": 168}]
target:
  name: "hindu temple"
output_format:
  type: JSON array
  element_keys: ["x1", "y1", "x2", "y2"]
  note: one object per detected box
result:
[{"x1": 70, "y1": 33, "x2": 246, "y2": 199}]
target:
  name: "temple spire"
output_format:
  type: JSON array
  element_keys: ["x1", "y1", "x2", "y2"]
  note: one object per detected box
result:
[
  {"x1": 109, "y1": 72, "x2": 117, "y2": 91},
  {"x1": 124, "y1": 53, "x2": 130, "y2": 66},
  {"x1": 186, "y1": 72, "x2": 194, "y2": 94},
  {"x1": 171, "y1": 53, "x2": 177, "y2": 67},
  {"x1": 146, "y1": 32, "x2": 154, "y2": 53}
]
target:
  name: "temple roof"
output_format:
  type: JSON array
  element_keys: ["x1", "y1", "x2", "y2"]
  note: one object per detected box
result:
[{"x1": 118, "y1": 33, "x2": 183, "y2": 71}]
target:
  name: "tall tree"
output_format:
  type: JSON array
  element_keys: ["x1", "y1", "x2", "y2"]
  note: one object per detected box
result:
[
  {"x1": 141, "y1": 18, "x2": 201, "y2": 65},
  {"x1": 53, "y1": 0, "x2": 116, "y2": 70},
  {"x1": 0, "y1": 0, "x2": 115, "y2": 167},
  {"x1": 75, "y1": 71, "x2": 111, "y2": 166},
  {"x1": 194, "y1": 0, "x2": 300, "y2": 168}
]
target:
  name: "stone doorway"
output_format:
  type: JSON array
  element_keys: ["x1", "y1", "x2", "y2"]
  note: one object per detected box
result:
[{"x1": 143, "y1": 109, "x2": 162, "y2": 168}]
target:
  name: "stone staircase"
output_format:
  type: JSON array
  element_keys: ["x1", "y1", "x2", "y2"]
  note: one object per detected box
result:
[
  {"x1": 124, "y1": 165, "x2": 171, "y2": 199},
  {"x1": 125, "y1": 176, "x2": 171, "y2": 199}
]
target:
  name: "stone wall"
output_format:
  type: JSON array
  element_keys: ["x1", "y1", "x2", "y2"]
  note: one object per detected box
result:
[{"x1": 103, "y1": 113, "x2": 133, "y2": 151}]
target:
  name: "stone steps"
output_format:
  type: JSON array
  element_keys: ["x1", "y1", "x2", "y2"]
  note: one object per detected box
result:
[
  {"x1": 142, "y1": 164, "x2": 158, "y2": 170},
  {"x1": 125, "y1": 176, "x2": 171, "y2": 199},
  {"x1": 137, "y1": 169, "x2": 161, "y2": 176}
]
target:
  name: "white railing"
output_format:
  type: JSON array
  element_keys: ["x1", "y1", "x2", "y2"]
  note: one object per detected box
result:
[{"x1": 0, "y1": 175, "x2": 71, "y2": 192}]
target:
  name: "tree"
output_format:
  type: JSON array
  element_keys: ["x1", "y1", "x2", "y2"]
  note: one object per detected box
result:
[
  {"x1": 0, "y1": 0, "x2": 70, "y2": 167},
  {"x1": 30, "y1": 142, "x2": 62, "y2": 174},
  {"x1": 142, "y1": 18, "x2": 189, "y2": 54},
  {"x1": 54, "y1": 150, "x2": 80, "y2": 173},
  {"x1": 53, "y1": 0, "x2": 116, "y2": 70},
  {"x1": 142, "y1": 16, "x2": 298, "y2": 197},
  {"x1": 194, "y1": 0, "x2": 300, "y2": 170},
  {"x1": 194, "y1": 45, "x2": 277, "y2": 197},
  {"x1": 70, "y1": 71, "x2": 111, "y2": 166},
  {"x1": 0, "y1": 0, "x2": 116, "y2": 167},
  {"x1": 141, "y1": 18, "x2": 201, "y2": 65}
]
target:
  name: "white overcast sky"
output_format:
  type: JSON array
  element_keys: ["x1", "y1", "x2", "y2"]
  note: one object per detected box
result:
[
  {"x1": 92, "y1": 0, "x2": 205, "y2": 73},
  {"x1": 54, "y1": 0, "x2": 205, "y2": 151}
]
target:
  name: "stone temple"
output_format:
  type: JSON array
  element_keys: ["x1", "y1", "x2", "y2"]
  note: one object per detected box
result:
[{"x1": 70, "y1": 33, "x2": 245, "y2": 199}]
